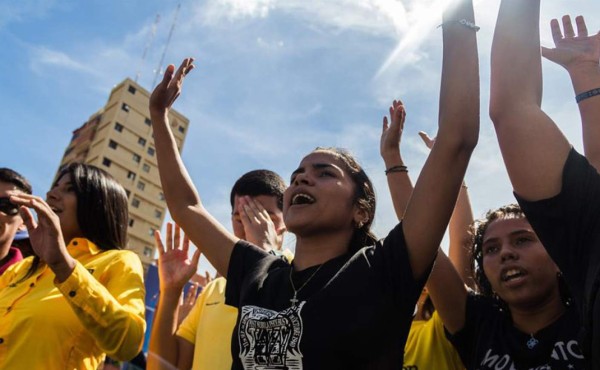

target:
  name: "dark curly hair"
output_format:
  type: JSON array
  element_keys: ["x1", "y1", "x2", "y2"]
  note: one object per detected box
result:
[{"x1": 470, "y1": 204, "x2": 525, "y2": 298}]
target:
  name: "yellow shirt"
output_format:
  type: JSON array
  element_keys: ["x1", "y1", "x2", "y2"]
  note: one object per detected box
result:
[
  {"x1": 403, "y1": 311, "x2": 465, "y2": 370},
  {"x1": 177, "y1": 249, "x2": 293, "y2": 370},
  {"x1": 178, "y1": 277, "x2": 237, "y2": 370},
  {"x1": 0, "y1": 238, "x2": 146, "y2": 370}
]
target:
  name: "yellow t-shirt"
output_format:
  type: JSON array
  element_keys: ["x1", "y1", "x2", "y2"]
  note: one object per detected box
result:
[
  {"x1": 403, "y1": 311, "x2": 465, "y2": 370},
  {"x1": 177, "y1": 277, "x2": 238, "y2": 370},
  {"x1": 0, "y1": 238, "x2": 146, "y2": 370},
  {"x1": 177, "y1": 249, "x2": 293, "y2": 370}
]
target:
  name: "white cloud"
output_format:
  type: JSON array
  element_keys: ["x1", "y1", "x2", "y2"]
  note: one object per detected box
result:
[{"x1": 30, "y1": 46, "x2": 98, "y2": 75}]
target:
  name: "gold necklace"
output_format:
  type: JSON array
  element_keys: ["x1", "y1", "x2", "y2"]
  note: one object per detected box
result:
[{"x1": 289, "y1": 263, "x2": 324, "y2": 307}]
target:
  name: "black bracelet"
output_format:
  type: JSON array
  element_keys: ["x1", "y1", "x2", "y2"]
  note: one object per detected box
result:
[
  {"x1": 576, "y1": 88, "x2": 600, "y2": 103},
  {"x1": 385, "y1": 165, "x2": 408, "y2": 175}
]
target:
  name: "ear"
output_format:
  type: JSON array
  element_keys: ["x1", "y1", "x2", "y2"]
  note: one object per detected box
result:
[{"x1": 353, "y1": 206, "x2": 369, "y2": 228}]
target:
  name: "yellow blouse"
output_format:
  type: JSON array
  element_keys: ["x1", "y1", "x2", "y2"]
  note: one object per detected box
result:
[{"x1": 0, "y1": 238, "x2": 146, "y2": 370}]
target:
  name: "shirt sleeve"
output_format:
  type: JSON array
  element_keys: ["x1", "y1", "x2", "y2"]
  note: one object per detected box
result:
[
  {"x1": 515, "y1": 148, "x2": 600, "y2": 298},
  {"x1": 177, "y1": 280, "x2": 212, "y2": 344},
  {"x1": 445, "y1": 293, "x2": 495, "y2": 366},
  {"x1": 54, "y1": 250, "x2": 146, "y2": 361},
  {"x1": 373, "y1": 222, "x2": 431, "y2": 309},
  {"x1": 225, "y1": 240, "x2": 280, "y2": 308}
]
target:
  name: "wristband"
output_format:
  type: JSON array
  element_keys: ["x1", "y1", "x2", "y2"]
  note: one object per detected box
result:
[{"x1": 576, "y1": 88, "x2": 600, "y2": 103}]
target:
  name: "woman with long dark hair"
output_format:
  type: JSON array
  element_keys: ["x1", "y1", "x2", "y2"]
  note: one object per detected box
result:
[{"x1": 0, "y1": 163, "x2": 146, "y2": 369}]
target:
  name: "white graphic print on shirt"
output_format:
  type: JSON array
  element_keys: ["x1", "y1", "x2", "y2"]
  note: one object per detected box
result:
[
  {"x1": 238, "y1": 302, "x2": 305, "y2": 370},
  {"x1": 477, "y1": 340, "x2": 584, "y2": 369}
]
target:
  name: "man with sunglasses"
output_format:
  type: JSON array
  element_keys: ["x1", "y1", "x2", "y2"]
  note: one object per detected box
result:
[{"x1": 0, "y1": 168, "x2": 32, "y2": 275}]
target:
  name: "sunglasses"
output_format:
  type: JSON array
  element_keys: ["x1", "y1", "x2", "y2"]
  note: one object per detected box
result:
[{"x1": 0, "y1": 197, "x2": 19, "y2": 216}]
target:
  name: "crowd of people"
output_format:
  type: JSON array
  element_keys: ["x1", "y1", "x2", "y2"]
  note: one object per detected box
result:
[{"x1": 1, "y1": 0, "x2": 599, "y2": 368}]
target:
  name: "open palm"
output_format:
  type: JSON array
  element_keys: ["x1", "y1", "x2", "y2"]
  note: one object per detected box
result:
[
  {"x1": 543, "y1": 16, "x2": 600, "y2": 70},
  {"x1": 156, "y1": 223, "x2": 201, "y2": 291}
]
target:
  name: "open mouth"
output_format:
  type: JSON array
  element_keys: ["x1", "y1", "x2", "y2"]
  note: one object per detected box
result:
[
  {"x1": 291, "y1": 193, "x2": 315, "y2": 206},
  {"x1": 501, "y1": 268, "x2": 526, "y2": 282}
]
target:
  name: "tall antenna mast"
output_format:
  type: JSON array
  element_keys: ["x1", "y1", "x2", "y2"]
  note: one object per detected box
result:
[
  {"x1": 152, "y1": 3, "x2": 181, "y2": 88},
  {"x1": 135, "y1": 14, "x2": 160, "y2": 83}
]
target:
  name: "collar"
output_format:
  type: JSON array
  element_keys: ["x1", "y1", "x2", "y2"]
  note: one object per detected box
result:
[
  {"x1": 0, "y1": 247, "x2": 24, "y2": 274},
  {"x1": 67, "y1": 238, "x2": 102, "y2": 257}
]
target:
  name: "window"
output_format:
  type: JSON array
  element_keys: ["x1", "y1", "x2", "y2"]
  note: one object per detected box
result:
[
  {"x1": 144, "y1": 118, "x2": 151, "y2": 126},
  {"x1": 114, "y1": 122, "x2": 123, "y2": 132},
  {"x1": 147, "y1": 147, "x2": 155, "y2": 156},
  {"x1": 128, "y1": 219, "x2": 135, "y2": 227},
  {"x1": 131, "y1": 198, "x2": 140, "y2": 208},
  {"x1": 137, "y1": 181, "x2": 145, "y2": 191},
  {"x1": 142, "y1": 164, "x2": 150, "y2": 173},
  {"x1": 133, "y1": 154, "x2": 141, "y2": 163},
  {"x1": 128, "y1": 85, "x2": 137, "y2": 94},
  {"x1": 102, "y1": 158, "x2": 112, "y2": 167},
  {"x1": 125, "y1": 189, "x2": 131, "y2": 197},
  {"x1": 143, "y1": 246, "x2": 154, "y2": 257},
  {"x1": 127, "y1": 171, "x2": 136, "y2": 180},
  {"x1": 159, "y1": 192, "x2": 165, "y2": 201},
  {"x1": 178, "y1": 126, "x2": 185, "y2": 133},
  {"x1": 121, "y1": 103, "x2": 130, "y2": 113},
  {"x1": 148, "y1": 228, "x2": 155, "y2": 236},
  {"x1": 138, "y1": 137, "x2": 147, "y2": 146},
  {"x1": 154, "y1": 210, "x2": 162, "y2": 219},
  {"x1": 108, "y1": 140, "x2": 117, "y2": 149}
]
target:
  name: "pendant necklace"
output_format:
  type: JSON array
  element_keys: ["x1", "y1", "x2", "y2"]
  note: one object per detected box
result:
[
  {"x1": 289, "y1": 263, "x2": 325, "y2": 307},
  {"x1": 526, "y1": 333, "x2": 539, "y2": 349}
]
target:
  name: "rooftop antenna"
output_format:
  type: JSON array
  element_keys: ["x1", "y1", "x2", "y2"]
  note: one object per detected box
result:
[
  {"x1": 152, "y1": 3, "x2": 181, "y2": 88},
  {"x1": 135, "y1": 14, "x2": 160, "y2": 83}
]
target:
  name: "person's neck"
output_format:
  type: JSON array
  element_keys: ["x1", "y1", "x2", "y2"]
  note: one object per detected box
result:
[
  {"x1": 292, "y1": 230, "x2": 352, "y2": 271},
  {"x1": 0, "y1": 241, "x2": 12, "y2": 262},
  {"x1": 509, "y1": 290, "x2": 566, "y2": 334}
]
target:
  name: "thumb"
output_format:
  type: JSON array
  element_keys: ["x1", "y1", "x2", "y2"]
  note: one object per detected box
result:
[
  {"x1": 418, "y1": 131, "x2": 432, "y2": 147},
  {"x1": 19, "y1": 206, "x2": 37, "y2": 231},
  {"x1": 276, "y1": 225, "x2": 287, "y2": 236},
  {"x1": 541, "y1": 47, "x2": 558, "y2": 62}
]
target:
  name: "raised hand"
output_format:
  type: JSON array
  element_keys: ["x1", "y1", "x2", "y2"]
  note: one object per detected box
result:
[
  {"x1": 9, "y1": 194, "x2": 75, "y2": 279},
  {"x1": 149, "y1": 58, "x2": 195, "y2": 116},
  {"x1": 155, "y1": 223, "x2": 201, "y2": 292},
  {"x1": 418, "y1": 131, "x2": 436, "y2": 150},
  {"x1": 380, "y1": 99, "x2": 407, "y2": 163},
  {"x1": 542, "y1": 15, "x2": 600, "y2": 71},
  {"x1": 238, "y1": 196, "x2": 283, "y2": 251},
  {"x1": 177, "y1": 283, "x2": 199, "y2": 325}
]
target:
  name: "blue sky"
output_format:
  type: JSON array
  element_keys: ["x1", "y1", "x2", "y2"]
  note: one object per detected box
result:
[{"x1": 1, "y1": 0, "x2": 598, "y2": 272}]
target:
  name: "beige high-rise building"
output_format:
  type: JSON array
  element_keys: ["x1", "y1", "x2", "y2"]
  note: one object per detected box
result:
[{"x1": 56, "y1": 78, "x2": 189, "y2": 269}]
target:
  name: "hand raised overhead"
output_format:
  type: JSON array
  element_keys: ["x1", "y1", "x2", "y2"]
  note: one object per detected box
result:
[
  {"x1": 155, "y1": 222, "x2": 201, "y2": 291},
  {"x1": 380, "y1": 99, "x2": 407, "y2": 162},
  {"x1": 149, "y1": 58, "x2": 195, "y2": 115},
  {"x1": 542, "y1": 15, "x2": 600, "y2": 71}
]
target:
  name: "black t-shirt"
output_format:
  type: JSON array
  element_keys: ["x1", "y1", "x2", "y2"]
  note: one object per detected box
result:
[
  {"x1": 225, "y1": 223, "x2": 426, "y2": 370},
  {"x1": 515, "y1": 148, "x2": 600, "y2": 368},
  {"x1": 447, "y1": 294, "x2": 585, "y2": 370}
]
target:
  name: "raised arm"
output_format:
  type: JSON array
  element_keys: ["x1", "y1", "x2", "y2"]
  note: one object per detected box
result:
[
  {"x1": 148, "y1": 223, "x2": 200, "y2": 370},
  {"x1": 489, "y1": 0, "x2": 571, "y2": 201},
  {"x1": 401, "y1": 0, "x2": 479, "y2": 280},
  {"x1": 543, "y1": 15, "x2": 600, "y2": 170},
  {"x1": 380, "y1": 100, "x2": 413, "y2": 220},
  {"x1": 149, "y1": 59, "x2": 238, "y2": 275},
  {"x1": 448, "y1": 183, "x2": 475, "y2": 288}
]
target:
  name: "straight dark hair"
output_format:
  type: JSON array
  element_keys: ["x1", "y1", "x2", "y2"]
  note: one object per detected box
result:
[{"x1": 20, "y1": 163, "x2": 128, "y2": 281}]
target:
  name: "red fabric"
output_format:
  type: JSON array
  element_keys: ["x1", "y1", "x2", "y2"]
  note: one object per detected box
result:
[{"x1": 0, "y1": 247, "x2": 23, "y2": 275}]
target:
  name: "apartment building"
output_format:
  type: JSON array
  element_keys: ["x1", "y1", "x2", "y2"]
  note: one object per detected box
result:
[{"x1": 56, "y1": 78, "x2": 189, "y2": 269}]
